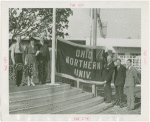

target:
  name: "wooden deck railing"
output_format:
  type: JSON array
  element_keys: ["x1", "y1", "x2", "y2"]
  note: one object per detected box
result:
[{"x1": 56, "y1": 73, "x2": 104, "y2": 97}]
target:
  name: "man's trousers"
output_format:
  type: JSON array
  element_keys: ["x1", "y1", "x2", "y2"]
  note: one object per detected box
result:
[
  {"x1": 126, "y1": 86, "x2": 135, "y2": 109},
  {"x1": 115, "y1": 85, "x2": 124, "y2": 103}
]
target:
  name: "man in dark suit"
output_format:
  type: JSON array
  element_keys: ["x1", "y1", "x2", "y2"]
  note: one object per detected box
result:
[
  {"x1": 114, "y1": 59, "x2": 126, "y2": 107},
  {"x1": 103, "y1": 56, "x2": 115, "y2": 103},
  {"x1": 38, "y1": 35, "x2": 50, "y2": 84}
]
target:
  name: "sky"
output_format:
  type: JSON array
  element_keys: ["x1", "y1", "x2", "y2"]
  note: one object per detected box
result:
[{"x1": 65, "y1": 8, "x2": 141, "y2": 40}]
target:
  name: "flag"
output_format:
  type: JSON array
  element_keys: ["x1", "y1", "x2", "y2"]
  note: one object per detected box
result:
[
  {"x1": 57, "y1": 38, "x2": 105, "y2": 81},
  {"x1": 97, "y1": 9, "x2": 107, "y2": 38}
]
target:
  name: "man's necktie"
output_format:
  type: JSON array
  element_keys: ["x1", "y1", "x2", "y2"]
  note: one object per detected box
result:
[
  {"x1": 19, "y1": 43, "x2": 21, "y2": 52},
  {"x1": 117, "y1": 66, "x2": 119, "y2": 70}
]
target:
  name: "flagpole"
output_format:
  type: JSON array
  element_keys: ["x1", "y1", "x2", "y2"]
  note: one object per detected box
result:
[{"x1": 50, "y1": 8, "x2": 56, "y2": 85}]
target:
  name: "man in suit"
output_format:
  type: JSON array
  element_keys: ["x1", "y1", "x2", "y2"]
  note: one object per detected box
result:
[
  {"x1": 125, "y1": 59, "x2": 139, "y2": 110},
  {"x1": 114, "y1": 59, "x2": 126, "y2": 107},
  {"x1": 38, "y1": 35, "x2": 50, "y2": 85},
  {"x1": 103, "y1": 56, "x2": 115, "y2": 103}
]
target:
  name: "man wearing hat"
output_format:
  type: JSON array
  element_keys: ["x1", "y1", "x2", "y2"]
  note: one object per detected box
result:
[{"x1": 38, "y1": 35, "x2": 50, "y2": 85}]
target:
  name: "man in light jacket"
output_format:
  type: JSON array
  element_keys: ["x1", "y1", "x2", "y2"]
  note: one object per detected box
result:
[{"x1": 125, "y1": 59, "x2": 139, "y2": 110}]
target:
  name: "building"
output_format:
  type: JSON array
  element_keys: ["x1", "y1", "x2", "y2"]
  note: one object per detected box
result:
[
  {"x1": 64, "y1": 8, "x2": 141, "y2": 70},
  {"x1": 91, "y1": 38, "x2": 141, "y2": 70}
]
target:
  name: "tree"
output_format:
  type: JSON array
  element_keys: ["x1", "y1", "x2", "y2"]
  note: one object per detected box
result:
[{"x1": 9, "y1": 8, "x2": 73, "y2": 44}]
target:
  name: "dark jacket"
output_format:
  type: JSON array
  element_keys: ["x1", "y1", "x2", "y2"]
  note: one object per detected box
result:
[
  {"x1": 114, "y1": 65, "x2": 126, "y2": 86},
  {"x1": 37, "y1": 43, "x2": 50, "y2": 62},
  {"x1": 102, "y1": 61, "x2": 115, "y2": 83}
]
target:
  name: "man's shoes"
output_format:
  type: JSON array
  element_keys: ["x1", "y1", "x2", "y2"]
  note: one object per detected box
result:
[
  {"x1": 41, "y1": 82, "x2": 46, "y2": 85},
  {"x1": 114, "y1": 99, "x2": 120, "y2": 106},
  {"x1": 120, "y1": 103, "x2": 124, "y2": 108},
  {"x1": 105, "y1": 101, "x2": 111, "y2": 103},
  {"x1": 128, "y1": 107, "x2": 134, "y2": 110}
]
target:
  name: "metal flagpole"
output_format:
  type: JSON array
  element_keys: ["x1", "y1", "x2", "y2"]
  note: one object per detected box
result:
[
  {"x1": 51, "y1": 8, "x2": 56, "y2": 84},
  {"x1": 47, "y1": 8, "x2": 59, "y2": 85}
]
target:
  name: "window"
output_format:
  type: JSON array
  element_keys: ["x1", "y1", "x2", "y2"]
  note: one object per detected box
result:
[
  {"x1": 130, "y1": 53, "x2": 141, "y2": 58},
  {"x1": 118, "y1": 53, "x2": 125, "y2": 56},
  {"x1": 118, "y1": 53, "x2": 125, "y2": 58}
]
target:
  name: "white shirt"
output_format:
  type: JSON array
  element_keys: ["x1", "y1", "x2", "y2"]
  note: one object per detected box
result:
[
  {"x1": 107, "y1": 61, "x2": 112, "y2": 66},
  {"x1": 40, "y1": 42, "x2": 44, "y2": 45},
  {"x1": 128, "y1": 65, "x2": 131, "y2": 70},
  {"x1": 117, "y1": 65, "x2": 120, "y2": 70},
  {"x1": 11, "y1": 43, "x2": 24, "y2": 63}
]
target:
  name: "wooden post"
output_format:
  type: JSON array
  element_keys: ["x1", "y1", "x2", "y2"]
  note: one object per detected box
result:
[
  {"x1": 77, "y1": 79, "x2": 79, "y2": 89},
  {"x1": 92, "y1": 84, "x2": 96, "y2": 97},
  {"x1": 95, "y1": 86, "x2": 98, "y2": 97}
]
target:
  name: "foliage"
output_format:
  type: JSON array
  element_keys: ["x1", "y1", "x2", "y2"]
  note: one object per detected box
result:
[{"x1": 9, "y1": 8, "x2": 73, "y2": 42}]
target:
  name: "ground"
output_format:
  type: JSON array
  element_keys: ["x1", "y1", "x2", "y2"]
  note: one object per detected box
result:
[
  {"x1": 97, "y1": 86, "x2": 141, "y2": 114},
  {"x1": 99, "y1": 97, "x2": 141, "y2": 114}
]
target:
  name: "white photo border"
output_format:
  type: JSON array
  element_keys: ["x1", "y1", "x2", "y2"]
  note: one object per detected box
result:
[{"x1": 1, "y1": 1, "x2": 149, "y2": 121}]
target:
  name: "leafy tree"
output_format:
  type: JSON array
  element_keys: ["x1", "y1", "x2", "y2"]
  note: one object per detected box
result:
[{"x1": 9, "y1": 8, "x2": 73, "y2": 44}]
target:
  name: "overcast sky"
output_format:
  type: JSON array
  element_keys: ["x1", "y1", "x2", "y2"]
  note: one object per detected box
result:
[{"x1": 66, "y1": 8, "x2": 141, "y2": 39}]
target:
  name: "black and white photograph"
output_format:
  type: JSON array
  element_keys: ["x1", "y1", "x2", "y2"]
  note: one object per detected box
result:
[{"x1": 1, "y1": 1, "x2": 149, "y2": 121}]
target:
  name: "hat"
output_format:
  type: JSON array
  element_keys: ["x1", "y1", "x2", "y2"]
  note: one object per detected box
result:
[{"x1": 29, "y1": 37, "x2": 35, "y2": 42}]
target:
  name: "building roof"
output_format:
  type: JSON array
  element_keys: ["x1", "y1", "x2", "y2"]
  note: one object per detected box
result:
[
  {"x1": 96, "y1": 38, "x2": 141, "y2": 53},
  {"x1": 96, "y1": 38, "x2": 141, "y2": 48}
]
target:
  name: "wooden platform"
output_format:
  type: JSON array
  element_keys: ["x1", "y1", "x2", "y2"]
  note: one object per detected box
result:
[{"x1": 9, "y1": 82, "x2": 113, "y2": 114}]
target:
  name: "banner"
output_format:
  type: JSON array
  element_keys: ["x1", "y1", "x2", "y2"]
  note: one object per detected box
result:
[{"x1": 56, "y1": 38, "x2": 107, "y2": 81}]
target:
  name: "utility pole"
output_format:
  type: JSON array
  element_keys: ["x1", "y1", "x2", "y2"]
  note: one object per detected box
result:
[{"x1": 92, "y1": 8, "x2": 97, "y2": 46}]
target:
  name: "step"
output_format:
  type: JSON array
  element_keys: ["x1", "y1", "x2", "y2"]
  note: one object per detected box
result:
[
  {"x1": 9, "y1": 82, "x2": 64, "y2": 93},
  {"x1": 9, "y1": 83, "x2": 70, "y2": 98},
  {"x1": 10, "y1": 87, "x2": 82, "y2": 110},
  {"x1": 36, "y1": 92, "x2": 94, "y2": 114},
  {"x1": 45, "y1": 96, "x2": 104, "y2": 114},
  {"x1": 76, "y1": 102, "x2": 113, "y2": 114},
  {"x1": 10, "y1": 91, "x2": 93, "y2": 114}
]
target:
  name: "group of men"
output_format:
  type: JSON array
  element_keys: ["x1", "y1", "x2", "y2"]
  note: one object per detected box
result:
[
  {"x1": 11, "y1": 35, "x2": 50, "y2": 86},
  {"x1": 103, "y1": 55, "x2": 140, "y2": 110}
]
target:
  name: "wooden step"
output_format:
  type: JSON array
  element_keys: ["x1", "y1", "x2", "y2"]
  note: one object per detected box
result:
[
  {"x1": 44, "y1": 96, "x2": 104, "y2": 114},
  {"x1": 76, "y1": 102, "x2": 113, "y2": 114},
  {"x1": 9, "y1": 83, "x2": 70, "y2": 98},
  {"x1": 9, "y1": 82, "x2": 64, "y2": 93},
  {"x1": 10, "y1": 87, "x2": 82, "y2": 111},
  {"x1": 10, "y1": 91, "x2": 93, "y2": 114}
]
